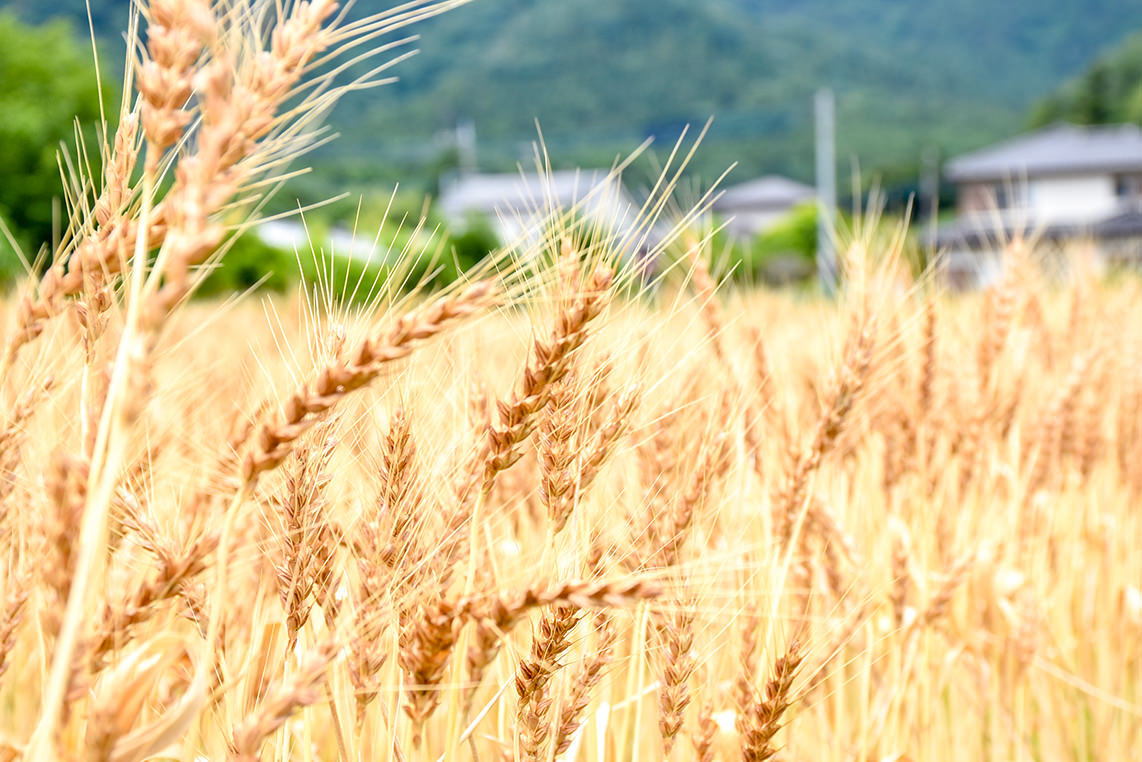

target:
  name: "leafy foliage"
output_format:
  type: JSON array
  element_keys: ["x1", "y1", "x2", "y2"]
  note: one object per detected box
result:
[
  {"x1": 195, "y1": 233, "x2": 302, "y2": 297},
  {"x1": 195, "y1": 213, "x2": 502, "y2": 301},
  {"x1": 446, "y1": 218, "x2": 501, "y2": 279},
  {"x1": 710, "y1": 203, "x2": 820, "y2": 285},
  {"x1": 1029, "y1": 32, "x2": 1142, "y2": 126},
  {"x1": 752, "y1": 202, "x2": 819, "y2": 263},
  {"x1": 284, "y1": 198, "x2": 502, "y2": 295},
  {"x1": 0, "y1": 12, "x2": 106, "y2": 278}
]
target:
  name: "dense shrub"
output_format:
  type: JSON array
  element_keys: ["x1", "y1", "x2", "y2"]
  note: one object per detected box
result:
[
  {"x1": 752, "y1": 201, "x2": 818, "y2": 263},
  {"x1": 705, "y1": 203, "x2": 819, "y2": 285},
  {"x1": 196, "y1": 233, "x2": 301, "y2": 297}
]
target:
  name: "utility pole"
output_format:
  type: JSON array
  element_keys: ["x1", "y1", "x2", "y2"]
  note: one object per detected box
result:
[
  {"x1": 920, "y1": 146, "x2": 941, "y2": 248},
  {"x1": 920, "y1": 146, "x2": 940, "y2": 220},
  {"x1": 456, "y1": 118, "x2": 477, "y2": 176},
  {"x1": 815, "y1": 88, "x2": 837, "y2": 296}
]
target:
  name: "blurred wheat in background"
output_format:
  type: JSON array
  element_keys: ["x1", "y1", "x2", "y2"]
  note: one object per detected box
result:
[{"x1": 0, "y1": 1, "x2": 1138, "y2": 761}]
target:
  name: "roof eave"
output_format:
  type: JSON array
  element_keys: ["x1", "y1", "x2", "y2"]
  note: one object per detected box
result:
[{"x1": 948, "y1": 161, "x2": 1142, "y2": 184}]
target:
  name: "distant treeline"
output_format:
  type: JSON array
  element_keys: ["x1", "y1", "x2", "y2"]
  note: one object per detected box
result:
[{"x1": 8, "y1": 0, "x2": 1141, "y2": 198}]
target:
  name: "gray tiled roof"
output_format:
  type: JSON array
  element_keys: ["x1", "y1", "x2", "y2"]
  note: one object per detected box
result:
[
  {"x1": 929, "y1": 208, "x2": 1142, "y2": 250},
  {"x1": 713, "y1": 175, "x2": 815, "y2": 210},
  {"x1": 945, "y1": 123, "x2": 1142, "y2": 182},
  {"x1": 438, "y1": 170, "x2": 625, "y2": 219},
  {"x1": 437, "y1": 169, "x2": 670, "y2": 252}
]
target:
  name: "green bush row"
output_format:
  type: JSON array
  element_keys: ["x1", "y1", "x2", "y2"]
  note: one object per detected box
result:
[
  {"x1": 198, "y1": 202, "x2": 826, "y2": 300},
  {"x1": 195, "y1": 216, "x2": 501, "y2": 302}
]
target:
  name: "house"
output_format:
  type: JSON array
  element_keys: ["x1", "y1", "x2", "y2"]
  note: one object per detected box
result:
[
  {"x1": 437, "y1": 169, "x2": 650, "y2": 253},
  {"x1": 255, "y1": 218, "x2": 402, "y2": 263},
  {"x1": 712, "y1": 175, "x2": 815, "y2": 238},
  {"x1": 935, "y1": 123, "x2": 1142, "y2": 282}
]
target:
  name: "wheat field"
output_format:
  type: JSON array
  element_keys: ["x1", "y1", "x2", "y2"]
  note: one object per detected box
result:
[{"x1": 0, "y1": 1, "x2": 1138, "y2": 760}]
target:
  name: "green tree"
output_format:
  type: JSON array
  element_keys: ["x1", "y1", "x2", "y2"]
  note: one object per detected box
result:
[
  {"x1": 1030, "y1": 32, "x2": 1142, "y2": 128},
  {"x1": 0, "y1": 13, "x2": 106, "y2": 278},
  {"x1": 753, "y1": 202, "x2": 818, "y2": 261},
  {"x1": 1076, "y1": 63, "x2": 1113, "y2": 123}
]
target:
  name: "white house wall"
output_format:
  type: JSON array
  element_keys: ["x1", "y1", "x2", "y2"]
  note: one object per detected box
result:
[
  {"x1": 724, "y1": 209, "x2": 787, "y2": 238},
  {"x1": 440, "y1": 172, "x2": 646, "y2": 255},
  {"x1": 1026, "y1": 174, "x2": 1117, "y2": 224}
]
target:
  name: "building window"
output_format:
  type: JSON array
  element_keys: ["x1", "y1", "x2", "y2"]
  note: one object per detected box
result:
[
  {"x1": 1115, "y1": 175, "x2": 1142, "y2": 201},
  {"x1": 993, "y1": 185, "x2": 1008, "y2": 209},
  {"x1": 992, "y1": 184, "x2": 1024, "y2": 210}
]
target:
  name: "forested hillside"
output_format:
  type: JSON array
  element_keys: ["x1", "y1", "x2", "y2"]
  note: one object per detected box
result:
[{"x1": 5, "y1": 0, "x2": 1139, "y2": 196}]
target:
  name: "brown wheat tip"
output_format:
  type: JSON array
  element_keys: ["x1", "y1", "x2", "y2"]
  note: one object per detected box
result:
[{"x1": 740, "y1": 641, "x2": 803, "y2": 762}]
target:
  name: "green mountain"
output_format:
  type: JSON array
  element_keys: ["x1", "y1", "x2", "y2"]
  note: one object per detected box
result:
[
  {"x1": 4, "y1": 0, "x2": 1140, "y2": 198},
  {"x1": 1030, "y1": 32, "x2": 1142, "y2": 127}
]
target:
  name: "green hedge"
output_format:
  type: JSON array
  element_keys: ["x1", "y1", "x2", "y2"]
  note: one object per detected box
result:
[
  {"x1": 194, "y1": 213, "x2": 502, "y2": 302},
  {"x1": 706, "y1": 202, "x2": 819, "y2": 284},
  {"x1": 196, "y1": 233, "x2": 302, "y2": 296}
]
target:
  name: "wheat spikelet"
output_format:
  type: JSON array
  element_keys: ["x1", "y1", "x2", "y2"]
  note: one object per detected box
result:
[
  {"x1": 437, "y1": 266, "x2": 612, "y2": 576},
  {"x1": 919, "y1": 551, "x2": 976, "y2": 629},
  {"x1": 400, "y1": 577, "x2": 656, "y2": 739},
  {"x1": 1025, "y1": 352, "x2": 1089, "y2": 495},
  {"x1": 654, "y1": 601, "x2": 696, "y2": 754},
  {"x1": 269, "y1": 434, "x2": 339, "y2": 648},
  {"x1": 475, "y1": 266, "x2": 613, "y2": 492},
  {"x1": 739, "y1": 641, "x2": 802, "y2": 762},
  {"x1": 230, "y1": 640, "x2": 338, "y2": 762},
  {"x1": 0, "y1": 376, "x2": 53, "y2": 511},
  {"x1": 774, "y1": 316, "x2": 875, "y2": 550},
  {"x1": 243, "y1": 279, "x2": 496, "y2": 482},
  {"x1": 0, "y1": 576, "x2": 28, "y2": 683},
  {"x1": 692, "y1": 696, "x2": 718, "y2": 762},
  {"x1": 550, "y1": 612, "x2": 616, "y2": 759},
  {"x1": 538, "y1": 381, "x2": 580, "y2": 533},
  {"x1": 516, "y1": 606, "x2": 580, "y2": 760},
  {"x1": 89, "y1": 530, "x2": 215, "y2": 666}
]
